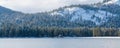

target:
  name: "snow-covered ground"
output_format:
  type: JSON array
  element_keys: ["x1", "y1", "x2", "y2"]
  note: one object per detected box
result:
[{"x1": 0, "y1": 37, "x2": 120, "y2": 48}]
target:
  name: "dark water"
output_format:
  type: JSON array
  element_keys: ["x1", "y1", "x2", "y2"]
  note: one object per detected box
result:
[{"x1": 0, "y1": 37, "x2": 120, "y2": 48}]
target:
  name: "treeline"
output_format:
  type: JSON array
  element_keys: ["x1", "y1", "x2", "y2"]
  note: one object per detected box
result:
[{"x1": 0, "y1": 26, "x2": 120, "y2": 38}]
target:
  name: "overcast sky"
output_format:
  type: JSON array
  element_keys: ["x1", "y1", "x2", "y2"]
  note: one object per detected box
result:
[{"x1": 0, "y1": 0, "x2": 103, "y2": 13}]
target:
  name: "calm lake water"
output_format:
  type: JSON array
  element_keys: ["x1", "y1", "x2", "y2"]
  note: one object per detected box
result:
[{"x1": 0, "y1": 37, "x2": 120, "y2": 48}]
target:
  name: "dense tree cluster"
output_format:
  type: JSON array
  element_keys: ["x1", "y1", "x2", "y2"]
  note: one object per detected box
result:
[{"x1": 0, "y1": 26, "x2": 119, "y2": 37}]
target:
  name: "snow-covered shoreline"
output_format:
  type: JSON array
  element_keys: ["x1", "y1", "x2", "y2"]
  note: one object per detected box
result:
[{"x1": 0, "y1": 37, "x2": 120, "y2": 39}]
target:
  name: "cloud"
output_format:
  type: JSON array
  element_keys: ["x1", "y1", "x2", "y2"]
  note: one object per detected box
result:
[{"x1": 0, "y1": 0, "x2": 103, "y2": 13}]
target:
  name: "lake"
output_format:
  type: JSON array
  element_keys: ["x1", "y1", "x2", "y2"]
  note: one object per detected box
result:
[{"x1": 0, "y1": 37, "x2": 120, "y2": 48}]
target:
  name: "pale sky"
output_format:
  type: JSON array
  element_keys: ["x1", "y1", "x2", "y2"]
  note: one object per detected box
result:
[{"x1": 0, "y1": 0, "x2": 103, "y2": 13}]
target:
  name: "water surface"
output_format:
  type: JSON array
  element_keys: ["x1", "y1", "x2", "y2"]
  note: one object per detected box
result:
[{"x1": 0, "y1": 37, "x2": 120, "y2": 48}]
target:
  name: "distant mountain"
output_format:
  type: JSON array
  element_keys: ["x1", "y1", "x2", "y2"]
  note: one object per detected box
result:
[
  {"x1": 0, "y1": 0, "x2": 120, "y2": 28},
  {"x1": 0, "y1": 6, "x2": 15, "y2": 14}
]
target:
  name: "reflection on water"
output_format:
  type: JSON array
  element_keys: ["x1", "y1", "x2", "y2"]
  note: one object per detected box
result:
[{"x1": 0, "y1": 37, "x2": 120, "y2": 48}]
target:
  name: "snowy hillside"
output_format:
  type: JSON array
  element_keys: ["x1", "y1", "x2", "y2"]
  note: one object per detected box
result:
[
  {"x1": 50, "y1": 6, "x2": 117, "y2": 25},
  {"x1": 48, "y1": 0, "x2": 120, "y2": 27}
]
